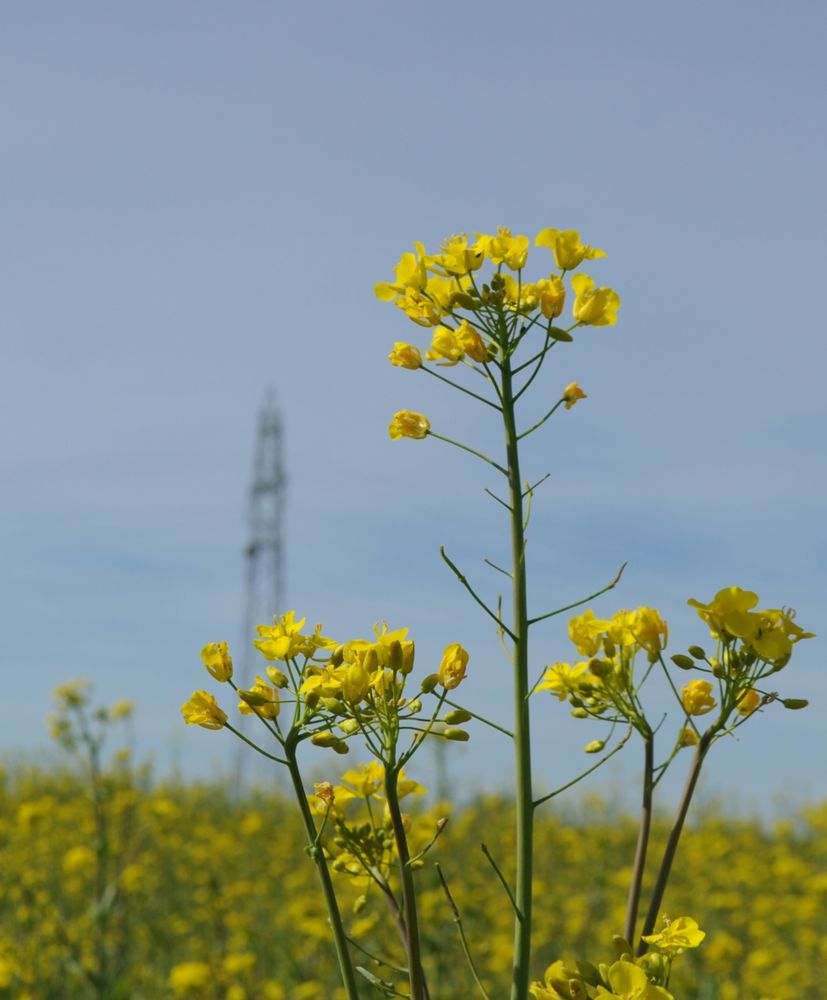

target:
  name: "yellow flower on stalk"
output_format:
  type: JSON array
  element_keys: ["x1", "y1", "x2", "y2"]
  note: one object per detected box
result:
[
  {"x1": 536, "y1": 661, "x2": 596, "y2": 701},
  {"x1": 433, "y1": 233, "x2": 484, "y2": 276},
  {"x1": 571, "y1": 273, "x2": 621, "y2": 326},
  {"x1": 254, "y1": 611, "x2": 335, "y2": 661},
  {"x1": 568, "y1": 610, "x2": 611, "y2": 657},
  {"x1": 388, "y1": 342, "x2": 422, "y2": 370},
  {"x1": 238, "y1": 677, "x2": 280, "y2": 719},
  {"x1": 473, "y1": 226, "x2": 529, "y2": 269},
  {"x1": 736, "y1": 687, "x2": 762, "y2": 716},
  {"x1": 181, "y1": 690, "x2": 228, "y2": 730},
  {"x1": 536, "y1": 275, "x2": 566, "y2": 318},
  {"x1": 201, "y1": 641, "x2": 233, "y2": 682},
  {"x1": 437, "y1": 643, "x2": 469, "y2": 690},
  {"x1": 397, "y1": 286, "x2": 445, "y2": 327},
  {"x1": 342, "y1": 662, "x2": 370, "y2": 704},
  {"x1": 594, "y1": 960, "x2": 673, "y2": 999},
  {"x1": 426, "y1": 325, "x2": 464, "y2": 366},
  {"x1": 681, "y1": 679, "x2": 716, "y2": 717},
  {"x1": 688, "y1": 586, "x2": 759, "y2": 638},
  {"x1": 535, "y1": 228, "x2": 607, "y2": 271},
  {"x1": 388, "y1": 410, "x2": 430, "y2": 440},
  {"x1": 631, "y1": 607, "x2": 669, "y2": 656},
  {"x1": 562, "y1": 382, "x2": 587, "y2": 410},
  {"x1": 677, "y1": 726, "x2": 699, "y2": 748},
  {"x1": 454, "y1": 319, "x2": 491, "y2": 362},
  {"x1": 374, "y1": 243, "x2": 428, "y2": 301},
  {"x1": 642, "y1": 915, "x2": 706, "y2": 956}
]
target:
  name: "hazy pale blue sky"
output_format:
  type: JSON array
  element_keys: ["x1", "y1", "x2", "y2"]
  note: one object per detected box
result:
[{"x1": 3, "y1": 1, "x2": 825, "y2": 808}]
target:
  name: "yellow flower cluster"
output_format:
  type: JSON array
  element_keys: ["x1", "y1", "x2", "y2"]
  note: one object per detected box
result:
[{"x1": 537, "y1": 591, "x2": 811, "y2": 754}]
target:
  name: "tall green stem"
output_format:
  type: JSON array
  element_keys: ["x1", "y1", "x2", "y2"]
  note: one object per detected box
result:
[
  {"x1": 386, "y1": 766, "x2": 429, "y2": 1000},
  {"x1": 501, "y1": 357, "x2": 534, "y2": 1000},
  {"x1": 637, "y1": 737, "x2": 710, "y2": 954},
  {"x1": 624, "y1": 733, "x2": 653, "y2": 945},
  {"x1": 284, "y1": 737, "x2": 361, "y2": 1000}
]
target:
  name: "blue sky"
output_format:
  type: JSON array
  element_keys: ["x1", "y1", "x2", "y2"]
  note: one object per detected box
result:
[{"x1": 3, "y1": 1, "x2": 825, "y2": 810}]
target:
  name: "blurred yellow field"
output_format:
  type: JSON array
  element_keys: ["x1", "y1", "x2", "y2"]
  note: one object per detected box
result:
[{"x1": 3, "y1": 760, "x2": 825, "y2": 999}]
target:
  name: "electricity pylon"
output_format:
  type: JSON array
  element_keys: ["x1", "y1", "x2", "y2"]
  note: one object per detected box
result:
[{"x1": 238, "y1": 390, "x2": 287, "y2": 690}]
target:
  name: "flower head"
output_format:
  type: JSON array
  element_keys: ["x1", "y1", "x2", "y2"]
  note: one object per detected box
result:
[
  {"x1": 562, "y1": 382, "x2": 587, "y2": 410},
  {"x1": 535, "y1": 228, "x2": 607, "y2": 271},
  {"x1": 681, "y1": 679, "x2": 716, "y2": 717},
  {"x1": 389, "y1": 410, "x2": 430, "y2": 440},
  {"x1": 181, "y1": 691, "x2": 228, "y2": 730},
  {"x1": 388, "y1": 342, "x2": 422, "y2": 370},
  {"x1": 437, "y1": 643, "x2": 469, "y2": 690},
  {"x1": 201, "y1": 641, "x2": 233, "y2": 682},
  {"x1": 571, "y1": 274, "x2": 621, "y2": 326},
  {"x1": 642, "y1": 916, "x2": 706, "y2": 957}
]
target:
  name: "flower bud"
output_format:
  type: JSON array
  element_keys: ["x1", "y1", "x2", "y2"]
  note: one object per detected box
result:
[
  {"x1": 687, "y1": 645, "x2": 706, "y2": 660},
  {"x1": 388, "y1": 640, "x2": 404, "y2": 673},
  {"x1": 443, "y1": 727, "x2": 470, "y2": 742},
  {"x1": 583, "y1": 740, "x2": 605, "y2": 754},
  {"x1": 420, "y1": 673, "x2": 439, "y2": 694},
  {"x1": 238, "y1": 689, "x2": 268, "y2": 707},
  {"x1": 571, "y1": 708, "x2": 589, "y2": 719},
  {"x1": 352, "y1": 894, "x2": 368, "y2": 915},
  {"x1": 711, "y1": 660, "x2": 726, "y2": 679},
  {"x1": 339, "y1": 718, "x2": 360, "y2": 735},
  {"x1": 406, "y1": 698, "x2": 422, "y2": 714},
  {"x1": 409, "y1": 858, "x2": 425, "y2": 871},
  {"x1": 548, "y1": 326, "x2": 574, "y2": 342},
  {"x1": 265, "y1": 665, "x2": 289, "y2": 688},
  {"x1": 310, "y1": 731, "x2": 339, "y2": 748},
  {"x1": 330, "y1": 645, "x2": 345, "y2": 667},
  {"x1": 588, "y1": 657, "x2": 613, "y2": 678},
  {"x1": 575, "y1": 961, "x2": 601, "y2": 987},
  {"x1": 781, "y1": 698, "x2": 809, "y2": 710},
  {"x1": 671, "y1": 654, "x2": 695, "y2": 671},
  {"x1": 612, "y1": 935, "x2": 633, "y2": 960},
  {"x1": 444, "y1": 708, "x2": 472, "y2": 724},
  {"x1": 363, "y1": 647, "x2": 379, "y2": 673}
]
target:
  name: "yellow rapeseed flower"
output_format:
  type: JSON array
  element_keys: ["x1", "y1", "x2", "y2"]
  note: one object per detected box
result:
[
  {"x1": 571, "y1": 274, "x2": 621, "y2": 326},
  {"x1": 201, "y1": 641, "x2": 233, "y2": 682},
  {"x1": 437, "y1": 643, "x2": 469, "y2": 690},
  {"x1": 681, "y1": 679, "x2": 716, "y2": 717},
  {"x1": 535, "y1": 228, "x2": 607, "y2": 271},
  {"x1": 388, "y1": 342, "x2": 422, "y2": 369},
  {"x1": 388, "y1": 410, "x2": 430, "y2": 440},
  {"x1": 562, "y1": 382, "x2": 587, "y2": 410},
  {"x1": 642, "y1": 915, "x2": 706, "y2": 956},
  {"x1": 181, "y1": 690, "x2": 227, "y2": 730},
  {"x1": 736, "y1": 688, "x2": 762, "y2": 716}
]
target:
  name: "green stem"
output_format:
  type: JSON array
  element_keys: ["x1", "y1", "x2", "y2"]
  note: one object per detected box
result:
[
  {"x1": 386, "y1": 766, "x2": 429, "y2": 1000},
  {"x1": 624, "y1": 733, "x2": 654, "y2": 945},
  {"x1": 501, "y1": 356, "x2": 534, "y2": 1000},
  {"x1": 637, "y1": 738, "x2": 710, "y2": 954},
  {"x1": 428, "y1": 431, "x2": 508, "y2": 476},
  {"x1": 284, "y1": 737, "x2": 360, "y2": 1000}
]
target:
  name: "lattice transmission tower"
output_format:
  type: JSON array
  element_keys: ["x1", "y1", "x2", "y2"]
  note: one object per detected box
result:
[{"x1": 237, "y1": 391, "x2": 287, "y2": 690}]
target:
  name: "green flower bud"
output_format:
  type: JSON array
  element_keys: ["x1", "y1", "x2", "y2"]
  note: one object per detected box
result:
[
  {"x1": 571, "y1": 708, "x2": 589, "y2": 719},
  {"x1": 443, "y1": 727, "x2": 470, "y2": 742},
  {"x1": 444, "y1": 708, "x2": 472, "y2": 724},
  {"x1": 575, "y1": 961, "x2": 601, "y2": 987},
  {"x1": 548, "y1": 325, "x2": 574, "y2": 342},
  {"x1": 671, "y1": 654, "x2": 695, "y2": 670},
  {"x1": 781, "y1": 698, "x2": 809, "y2": 710},
  {"x1": 265, "y1": 665, "x2": 289, "y2": 689},
  {"x1": 612, "y1": 935, "x2": 633, "y2": 959},
  {"x1": 388, "y1": 640, "x2": 404, "y2": 674},
  {"x1": 352, "y1": 894, "x2": 368, "y2": 914},
  {"x1": 687, "y1": 645, "x2": 706, "y2": 660},
  {"x1": 584, "y1": 740, "x2": 605, "y2": 754},
  {"x1": 330, "y1": 645, "x2": 345, "y2": 667},
  {"x1": 420, "y1": 673, "x2": 439, "y2": 694}
]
